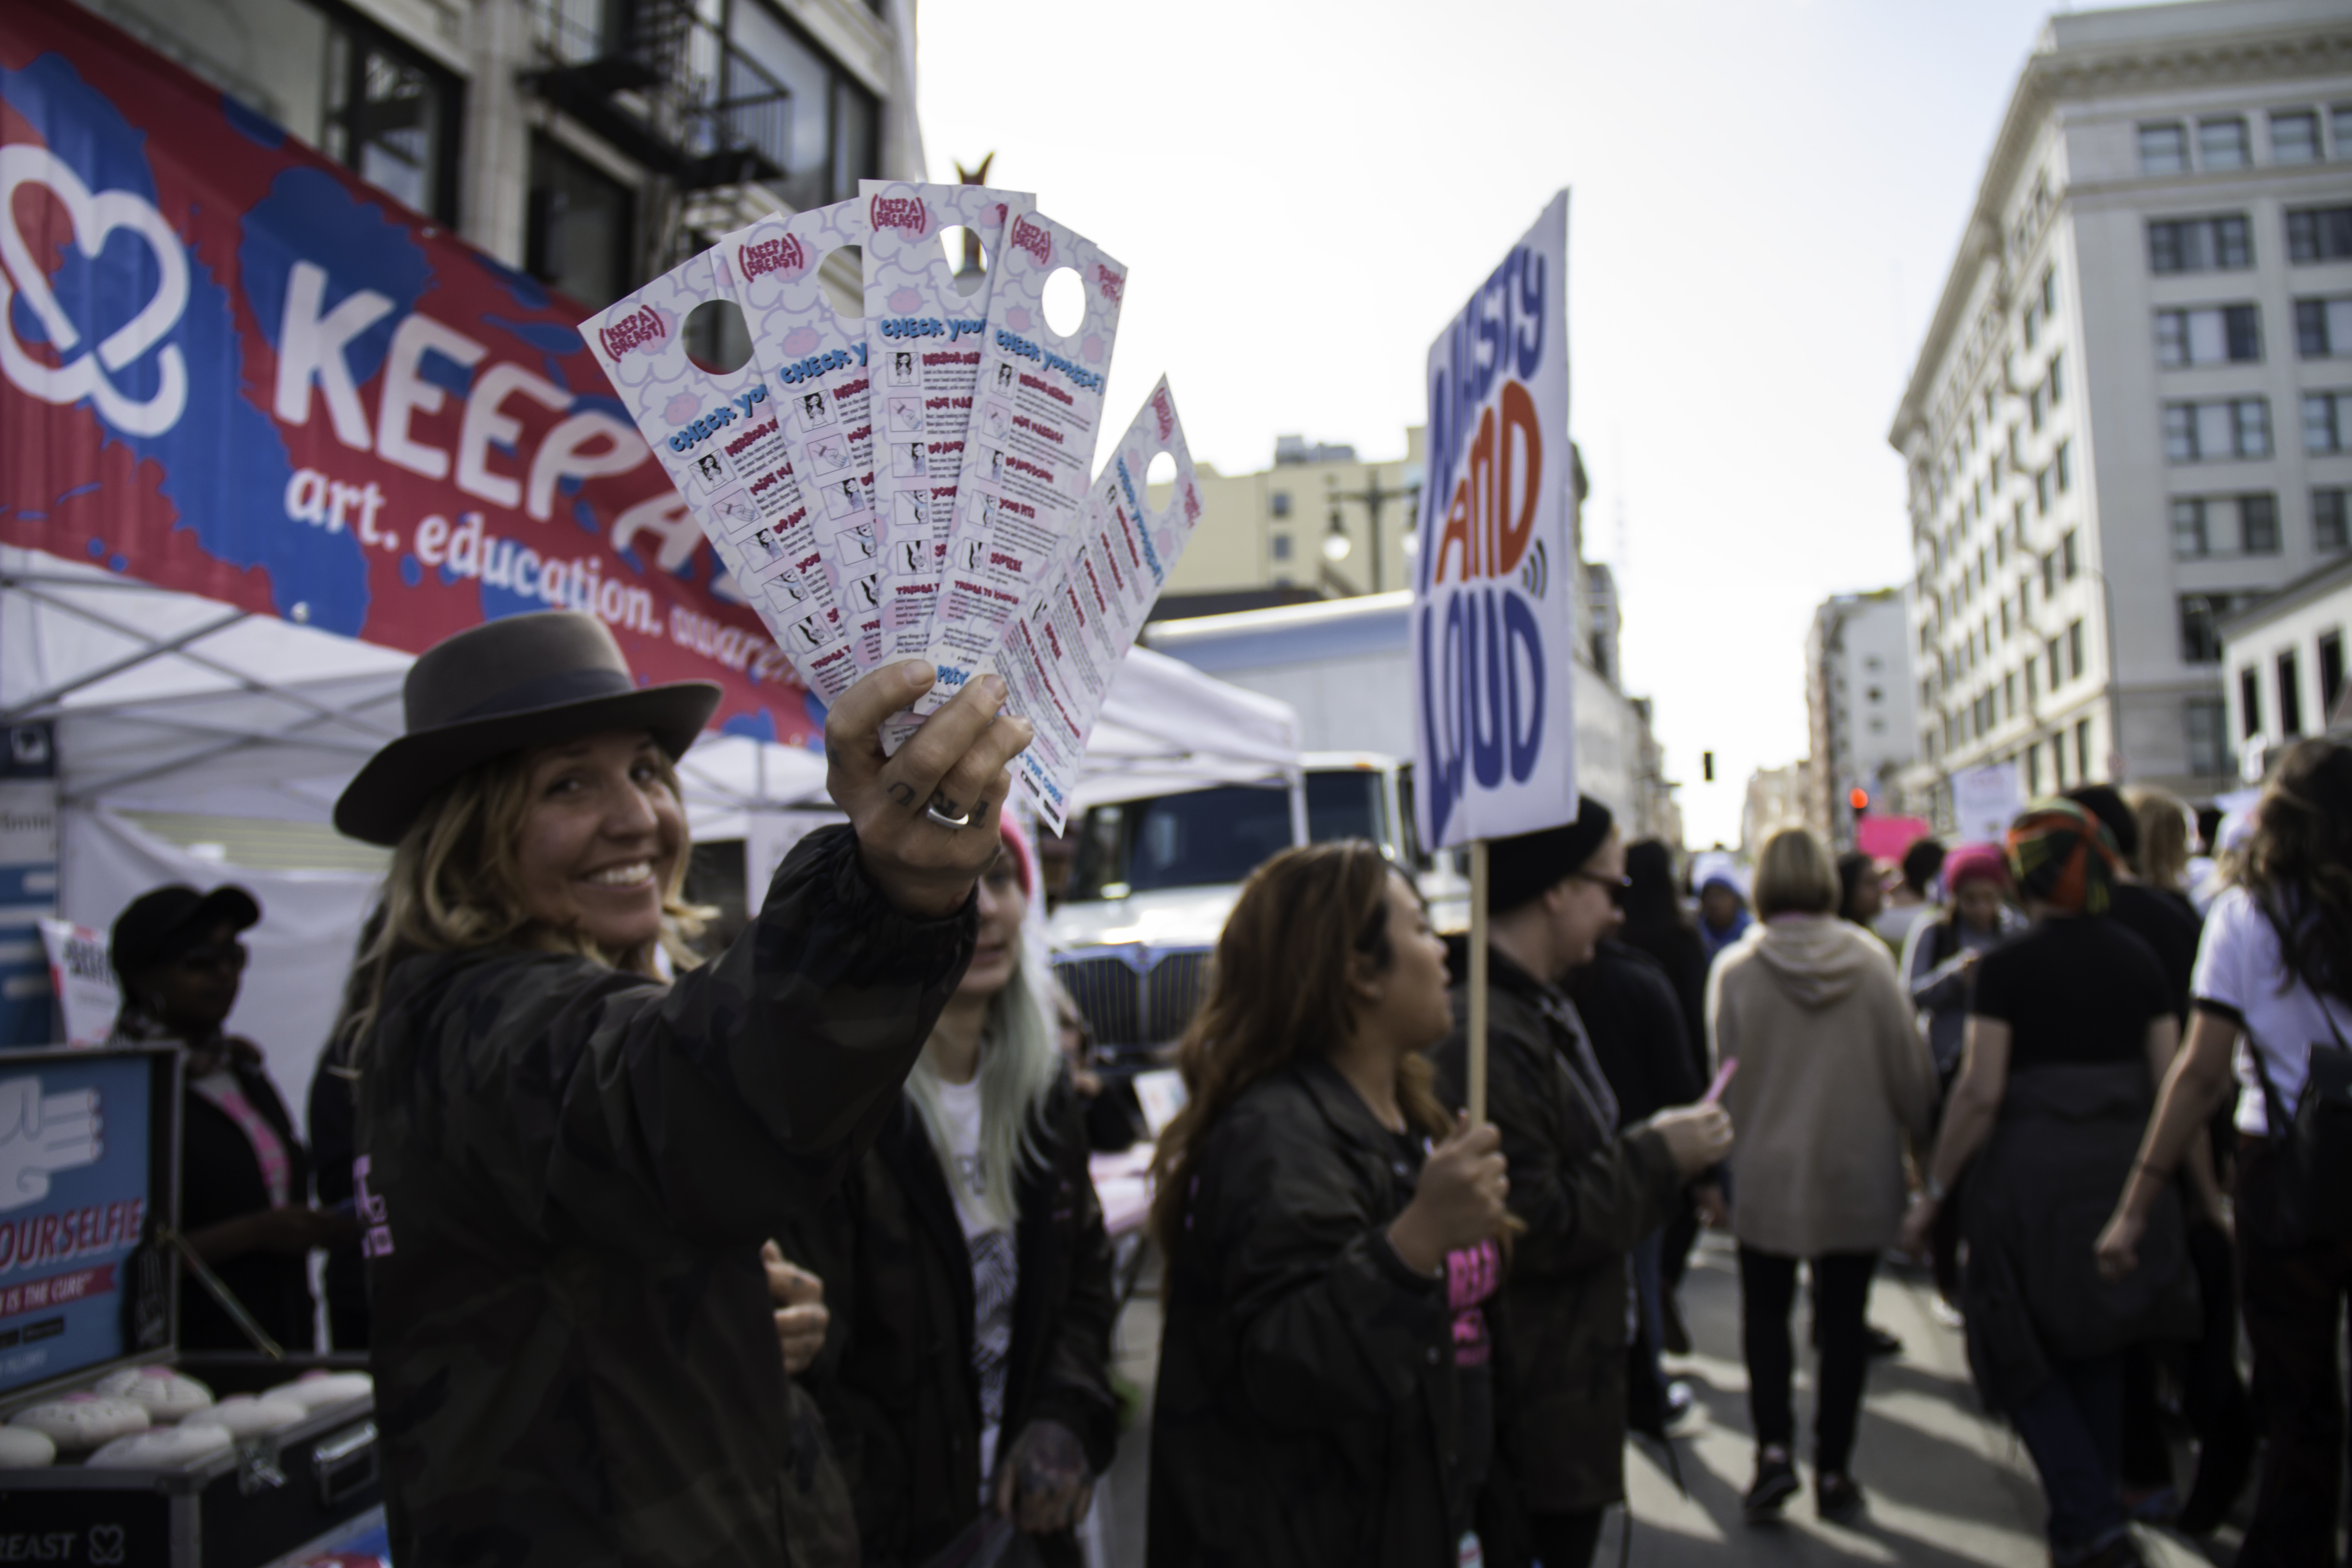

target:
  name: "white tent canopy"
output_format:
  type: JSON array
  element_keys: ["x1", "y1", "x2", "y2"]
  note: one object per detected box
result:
[{"x1": 1, "y1": 545, "x2": 1298, "y2": 1119}]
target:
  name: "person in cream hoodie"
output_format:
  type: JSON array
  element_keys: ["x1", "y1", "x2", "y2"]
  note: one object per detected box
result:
[{"x1": 1708, "y1": 828, "x2": 1937, "y2": 1528}]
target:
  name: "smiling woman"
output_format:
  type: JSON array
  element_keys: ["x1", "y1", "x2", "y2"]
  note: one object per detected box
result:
[{"x1": 325, "y1": 609, "x2": 1032, "y2": 1568}]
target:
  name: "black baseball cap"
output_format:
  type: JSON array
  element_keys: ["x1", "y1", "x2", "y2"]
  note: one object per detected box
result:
[{"x1": 109, "y1": 885, "x2": 260, "y2": 979}]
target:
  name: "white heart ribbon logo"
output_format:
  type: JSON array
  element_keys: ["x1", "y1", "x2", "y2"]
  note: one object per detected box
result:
[{"x1": 0, "y1": 142, "x2": 188, "y2": 437}]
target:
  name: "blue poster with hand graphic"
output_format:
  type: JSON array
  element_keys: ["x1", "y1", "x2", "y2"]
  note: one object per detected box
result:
[{"x1": 0, "y1": 1053, "x2": 151, "y2": 1396}]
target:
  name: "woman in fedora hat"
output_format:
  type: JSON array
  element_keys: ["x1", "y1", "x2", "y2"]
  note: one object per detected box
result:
[{"x1": 333, "y1": 609, "x2": 1030, "y2": 1568}]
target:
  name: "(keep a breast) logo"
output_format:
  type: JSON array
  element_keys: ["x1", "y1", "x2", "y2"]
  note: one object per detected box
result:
[{"x1": 0, "y1": 143, "x2": 190, "y2": 438}]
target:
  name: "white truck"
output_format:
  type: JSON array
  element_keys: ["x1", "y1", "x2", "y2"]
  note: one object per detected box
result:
[{"x1": 1047, "y1": 751, "x2": 1466, "y2": 1058}]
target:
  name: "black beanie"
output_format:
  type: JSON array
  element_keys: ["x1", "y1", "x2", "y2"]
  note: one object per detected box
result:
[{"x1": 1490, "y1": 797, "x2": 1615, "y2": 913}]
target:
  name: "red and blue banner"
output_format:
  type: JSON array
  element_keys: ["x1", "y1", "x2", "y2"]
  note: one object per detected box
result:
[{"x1": 0, "y1": 3, "x2": 819, "y2": 746}]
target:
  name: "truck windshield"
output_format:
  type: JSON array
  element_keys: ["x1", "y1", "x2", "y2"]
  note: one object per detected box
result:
[
  {"x1": 1066, "y1": 769, "x2": 1396, "y2": 898},
  {"x1": 1070, "y1": 785, "x2": 1295, "y2": 895}
]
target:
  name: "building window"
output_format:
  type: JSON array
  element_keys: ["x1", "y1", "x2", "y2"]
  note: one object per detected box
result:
[
  {"x1": 2029, "y1": 383, "x2": 2046, "y2": 433},
  {"x1": 2156, "y1": 305, "x2": 2263, "y2": 366},
  {"x1": 2273, "y1": 111, "x2": 2323, "y2": 165},
  {"x1": 2181, "y1": 596, "x2": 2230, "y2": 663},
  {"x1": 2199, "y1": 117, "x2": 2251, "y2": 170},
  {"x1": 2279, "y1": 650, "x2": 2304, "y2": 738},
  {"x1": 2288, "y1": 206, "x2": 2352, "y2": 264},
  {"x1": 2187, "y1": 698, "x2": 2227, "y2": 776},
  {"x1": 2150, "y1": 215, "x2": 2252, "y2": 273},
  {"x1": 2336, "y1": 105, "x2": 2352, "y2": 157},
  {"x1": 2042, "y1": 551, "x2": 2057, "y2": 599},
  {"x1": 2025, "y1": 738, "x2": 2043, "y2": 793},
  {"x1": 1270, "y1": 491, "x2": 1292, "y2": 518},
  {"x1": 2242, "y1": 493, "x2": 2281, "y2": 554},
  {"x1": 2035, "y1": 467, "x2": 2051, "y2": 515},
  {"x1": 2047, "y1": 636, "x2": 2063, "y2": 690},
  {"x1": 2297, "y1": 297, "x2": 2352, "y2": 358},
  {"x1": 2054, "y1": 732, "x2": 2069, "y2": 789},
  {"x1": 2172, "y1": 497, "x2": 2209, "y2": 558},
  {"x1": 2061, "y1": 529, "x2": 2079, "y2": 579},
  {"x1": 2240, "y1": 666, "x2": 2263, "y2": 737},
  {"x1": 2055, "y1": 440, "x2": 2073, "y2": 492},
  {"x1": 525, "y1": 135, "x2": 634, "y2": 311},
  {"x1": 2164, "y1": 398, "x2": 2272, "y2": 460},
  {"x1": 2076, "y1": 718, "x2": 2094, "y2": 781},
  {"x1": 2068, "y1": 619, "x2": 2086, "y2": 681},
  {"x1": 2139, "y1": 122, "x2": 2190, "y2": 174},
  {"x1": 2306, "y1": 391, "x2": 2352, "y2": 453},
  {"x1": 2321, "y1": 632, "x2": 2346, "y2": 721},
  {"x1": 1270, "y1": 534, "x2": 1292, "y2": 561},
  {"x1": 2043, "y1": 267, "x2": 2058, "y2": 319},
  {"x1": 717, "y1": 1, "x2": 883, "y2": 211},
  {"x1": 2319, "y1": 487, "x2": 2350, "y2": 551},
  {"x1": 2004, "y1": 671, "x2": 2018, "y2": 719}
]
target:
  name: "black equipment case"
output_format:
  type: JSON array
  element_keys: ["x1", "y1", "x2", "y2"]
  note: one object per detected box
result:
[{"x1": 0, "y1": 1047, "x2": 385, "y2": 1566}]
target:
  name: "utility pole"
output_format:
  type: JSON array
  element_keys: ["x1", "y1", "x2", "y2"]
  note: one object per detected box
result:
[{"x1": 1329, "y1": 469, "x2": 1421, "y2": 595}]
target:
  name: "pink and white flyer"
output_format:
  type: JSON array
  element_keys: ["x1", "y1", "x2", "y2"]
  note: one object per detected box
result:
[
  {"x1": 582, "y1": 250, "x2": 860, "y2": 702},
  {"x1": 913, "y1": 209, "x2": 1125, "y2": 720},
  {"x1": 861, "y1": 179, "x2": 1034, "y2": 664},
  {"x1": 721, "y1": 200, "x2": 886, "y2": 672},
  {"x1": 990, "y1": 380, "x2": 1202, "y2": 831}
]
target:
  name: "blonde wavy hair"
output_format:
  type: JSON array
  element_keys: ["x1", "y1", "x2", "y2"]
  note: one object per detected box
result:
[{"x1": 347, "y1": 744, "x2": 707, "y2": 1053}]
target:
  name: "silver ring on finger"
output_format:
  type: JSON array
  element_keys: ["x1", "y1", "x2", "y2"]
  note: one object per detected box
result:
[{"x1": 924, "y1": 792, "x2": 973, "y2": 830}]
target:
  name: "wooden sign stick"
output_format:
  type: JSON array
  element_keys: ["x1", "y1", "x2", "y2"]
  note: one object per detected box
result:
[{"x1": 1467, "y1": 839, "x2": 1490, "y2": 1126}]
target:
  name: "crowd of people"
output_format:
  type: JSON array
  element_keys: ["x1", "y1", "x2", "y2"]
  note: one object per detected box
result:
[{"x1": 100, "y1": 609, "x2": 2352, "y2": 1568}]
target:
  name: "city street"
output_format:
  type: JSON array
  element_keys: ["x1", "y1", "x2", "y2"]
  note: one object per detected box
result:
[{"x1": 1097, "y1": 1231, "x2": 2247, "y2": 1567}]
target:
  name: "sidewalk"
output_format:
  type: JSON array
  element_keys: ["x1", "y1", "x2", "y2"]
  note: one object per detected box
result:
[{"x1": 1091, "y1": 1228, "x2": 2244, "y2": 1566}]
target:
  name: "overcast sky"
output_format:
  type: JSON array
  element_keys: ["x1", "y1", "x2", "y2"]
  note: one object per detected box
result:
[{"x1": 918, "y1": 0, "x2": 2102, "y2": 846}]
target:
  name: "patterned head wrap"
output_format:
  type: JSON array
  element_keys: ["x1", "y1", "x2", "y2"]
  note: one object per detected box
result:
[{"x1": 2005, "y1": 799, "x2": 2117, "y2": 915}]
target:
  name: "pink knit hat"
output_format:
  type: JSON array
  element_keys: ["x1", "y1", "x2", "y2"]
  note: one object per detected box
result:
[{"x1": 1942, "y1": 841, "x2": 2009, "y2": 892}]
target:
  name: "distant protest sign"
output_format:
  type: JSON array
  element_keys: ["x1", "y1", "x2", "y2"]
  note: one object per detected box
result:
[
  {"x1": 1411, "y1": 191, "x2": 1576, "y2": 848},
  {"x1": 1952, "y1": 761, "x2": 2025, "y2": 845}
]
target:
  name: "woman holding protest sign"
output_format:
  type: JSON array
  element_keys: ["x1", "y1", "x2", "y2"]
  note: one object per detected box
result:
[
  {"x1": 335, "y1": 609, "x2": 1029, "y2": 1568},
  {"x1": 1146, "y1": 841, "x2": 1511, "y2": 1568},
  {"x1": 778, "y1": 815, "x2": 1118, "y2": 1568}
]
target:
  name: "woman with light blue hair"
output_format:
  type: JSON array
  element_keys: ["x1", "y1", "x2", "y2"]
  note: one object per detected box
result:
[{"x1": 777, "y1": 817, "x2": 1118, "y2": 1567}]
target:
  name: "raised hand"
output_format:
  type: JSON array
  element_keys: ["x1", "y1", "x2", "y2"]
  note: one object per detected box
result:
[
  {"x1": 824, "y1": 662, "x2": 1034, "y2": 919},
  {"x1": 1388, "y1": 1114, "x2": 1509, "y2": 1275}
]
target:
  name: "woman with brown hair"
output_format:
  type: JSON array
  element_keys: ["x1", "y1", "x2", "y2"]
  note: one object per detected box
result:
[
  {"x1": 2099, "y1": 740, "x2": 2352, "y2": 1562},
  {"x1": 1146, "y1": 841, "x2": 1510, "y2": 1568},
  {"x1": 335, "y1": 609, "x2": 1029, "y2": 1568}
]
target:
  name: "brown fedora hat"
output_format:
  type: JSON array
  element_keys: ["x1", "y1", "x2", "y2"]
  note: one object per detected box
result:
[{"x1": 334, "y1": 612, "x2": 722, "y2": 847}]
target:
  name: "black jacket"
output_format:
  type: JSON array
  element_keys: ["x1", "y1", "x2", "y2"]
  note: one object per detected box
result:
[
  {"x1": 1616, "y1": 920, "x2": 1712, "y2": 1090},
  {"x1": 781, "y1": 1075, "x2": 1118, "y2": 1568},
  {"x1": 1430, "y1": 952, "x2": 1680, "y2": 1522},
  {"x1": 358, "y1": 827, "x2": 972, "y2": 1568},
  {"x1": 1567, "y1": 940, "x2": 1705, "y2": 1127},
  {"x1": 1148, "y1": 1057, "x2": 1463, "y2": 1568},
  {"x1": 181, "y1": 1050, "x2": 314, "y2": 1353}
]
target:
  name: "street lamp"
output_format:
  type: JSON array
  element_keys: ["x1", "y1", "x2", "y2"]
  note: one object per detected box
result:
[{"x1": 1323, "y1": 511, "x2": 1351, "y2": 562}]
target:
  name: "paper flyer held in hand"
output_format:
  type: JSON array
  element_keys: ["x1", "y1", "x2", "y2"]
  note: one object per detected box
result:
[
  {"x1": 721, "y1": 200, "x2": 888, "y2": 670},
  {"x1": 993, "y1": 380, "x2": 1202, "y2": 832},
  {"x1": 861, "y1": 180, "x2": 1034, "y2": 661},
  {"x1": 910, "y1": 209, "x2": 1125, "y2": 729},
  {"x1": 582, "y1": 252, "x2": 861, "y2": 703}
]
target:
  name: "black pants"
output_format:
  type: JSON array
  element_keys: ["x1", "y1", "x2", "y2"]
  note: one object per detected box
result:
[
  {"x1": 1526, "y1": 1508, "x2": 1604, "y2": 1568},
  {"x1": 2237, "y1": 1141, "x2": 2352, "y2": 1566},
  {"x1": 1739, "y1": 1246, "x2": 1876, "y2": 1474},
  {"x1": 2119, "y1": 1218, "x2": 2255, "y2": 1504}
]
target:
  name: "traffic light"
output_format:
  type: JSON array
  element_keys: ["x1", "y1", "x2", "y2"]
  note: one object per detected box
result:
[
  {"x1": 1849, "y1": 786, "x2": 1871, "y2": 818},
  {"x1": 1702, "y1": 751, "x2": 1715, "y2": 783}
]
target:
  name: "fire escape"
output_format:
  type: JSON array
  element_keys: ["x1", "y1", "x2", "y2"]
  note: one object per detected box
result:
[{"x1": 524, "y1": 0, "x2": 790, "y2": 262}]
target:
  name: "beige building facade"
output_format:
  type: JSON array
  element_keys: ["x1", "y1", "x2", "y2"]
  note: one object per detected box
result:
[
  {"x1": 1890, "y1": 0, "x2": 2352, "y2": 826},
  {"x1": 1162, "y1": 431, "x2": 1428, "y2": 606}
]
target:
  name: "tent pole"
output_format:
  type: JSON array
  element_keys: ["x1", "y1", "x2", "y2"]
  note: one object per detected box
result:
[{"x1": 0, "y1": 607, "x2": 246, "y2": 723}]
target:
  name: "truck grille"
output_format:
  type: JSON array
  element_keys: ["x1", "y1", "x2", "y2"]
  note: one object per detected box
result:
[{"x1": 1054, "y1": 947, "x2": 1212, "y2": 1053}]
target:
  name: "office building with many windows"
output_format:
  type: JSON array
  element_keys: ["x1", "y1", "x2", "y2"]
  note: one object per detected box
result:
[
  {"x1": 1889, "y1": 0, "x2": 2352, "y2": 818},
  {"x1": 71, "y1": 0, "x2": 924, "y2": 315},
  {"x1": 1805, "y1": 590, "x2": 1918, "y2": 849}
]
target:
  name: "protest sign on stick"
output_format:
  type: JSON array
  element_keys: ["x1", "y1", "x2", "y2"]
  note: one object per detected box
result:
[{"x1": 1411, "y1": 190, "x2": 1576, "y2": 1123}]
